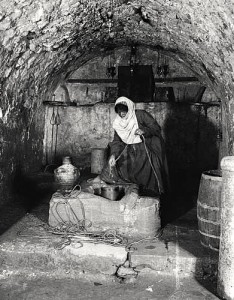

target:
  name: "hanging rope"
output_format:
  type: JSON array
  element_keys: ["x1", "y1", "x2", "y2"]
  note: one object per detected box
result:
[
  {"x1": 115, "y1": 144, "x2": 128, "y2": 163},
  {"x1": 108, "y1": 144, "x2": 128, "y2": 180},
  {"x1": 111, "y1": 135, "x2": 162, "y2": 194}
]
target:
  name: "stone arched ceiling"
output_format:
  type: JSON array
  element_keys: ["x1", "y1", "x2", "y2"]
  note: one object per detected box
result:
[
  {"x1": 1, "y1": 0, "x2": 234, "y2": 153},
  {"x1": 1, "y1": 0, "x2": 234, "y2": 103},
  {"x1": 1, "y1": 0, "x2": 234, "y2": 201}
]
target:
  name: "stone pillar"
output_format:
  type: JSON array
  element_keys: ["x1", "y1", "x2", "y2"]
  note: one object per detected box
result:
[{"x1": 217, "y1": 156, "x2": 234, "y2": 300}]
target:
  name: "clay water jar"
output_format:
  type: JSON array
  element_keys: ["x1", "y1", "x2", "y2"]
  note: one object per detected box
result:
[{"x1": 54, "y1": 156, "x2": 80, "y2": 191}]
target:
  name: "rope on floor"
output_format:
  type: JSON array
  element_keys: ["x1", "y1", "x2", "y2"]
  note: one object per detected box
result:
[
  {"x1": 17, "y1": 184, "x2": 163, "y2": 252},
  {"x1": 17, "y1": 185, "x2": 129, "y2": 250}
]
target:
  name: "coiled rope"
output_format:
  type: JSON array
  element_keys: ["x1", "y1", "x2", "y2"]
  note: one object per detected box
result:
[
  {"x1": 49, "y1": 184, "x2": 92, "y2": 232},
  {"x1": 17, "y1": 178, "x2": 163, "y2": 251},
  {"x1": 16, "y1": 184, "x2": 129, "y2": 250}
]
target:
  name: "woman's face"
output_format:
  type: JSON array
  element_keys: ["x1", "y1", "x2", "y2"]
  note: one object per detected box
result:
[{"x1": 118, "y1": 111, "x2": 127, "y2": 118}]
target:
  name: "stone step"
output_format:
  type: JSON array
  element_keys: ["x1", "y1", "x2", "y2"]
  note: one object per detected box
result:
[
  {"x1": 0, "y1": 214, "x2": 126, "y2": 278},
  {"x1": 0, "y1": 209, "x2": 218, "y2": 280},
  {"x1": 131, "y1": 223, "x2": 218, "y2": 277}
]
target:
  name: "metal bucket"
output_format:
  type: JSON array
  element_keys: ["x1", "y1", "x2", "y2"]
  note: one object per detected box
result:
[
  {"x1": 91, "y1": 148, "x2": 107, "y2": 174},
  {"x1": 101, "y1": 185, "x2": 124, "y2": 201}
]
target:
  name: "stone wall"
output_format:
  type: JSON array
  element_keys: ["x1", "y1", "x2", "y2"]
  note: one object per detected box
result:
[
  {"x1": 0, "y1": 89, "x2": 45, "y2": 204},
  {"x1": 47, "y1": 46, "x2": 219, "y2": 178},
  {"x1": 44, "y1": 102, "x2": 220, "y2": 176}
]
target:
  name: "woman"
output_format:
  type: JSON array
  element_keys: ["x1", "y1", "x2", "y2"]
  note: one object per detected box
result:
[{"x1": 100, "y1": 96, "x2": 169, "y2": 197}]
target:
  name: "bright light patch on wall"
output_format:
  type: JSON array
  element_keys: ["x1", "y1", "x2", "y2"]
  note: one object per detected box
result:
[{"x1": 0, "y1": 108, "x2": 2, "y2": 119}]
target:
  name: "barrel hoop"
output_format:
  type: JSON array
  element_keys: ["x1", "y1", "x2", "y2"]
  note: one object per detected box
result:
[
  {"x1": 198, "y1": 230, "x2": 220, "y2": 239},
  {"x1": 197, "y1": 215, "x2": 220, "y2": 225},
  {"x1": 197, "y1": 200, "x2": 220, "y2": 211},
  {"x1": 201, "y1": 241, "x2": 219, "y2": 252}
]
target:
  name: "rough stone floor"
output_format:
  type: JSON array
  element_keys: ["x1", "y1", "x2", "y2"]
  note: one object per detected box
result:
[{"x1": 0, "y1": 172, "x2": 220, "y2": 300}]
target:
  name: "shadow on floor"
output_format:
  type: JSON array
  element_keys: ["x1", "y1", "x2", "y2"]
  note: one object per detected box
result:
[
  {"x1": 0, "y1": 201, "x2": 26, "y2": 235},
  {"x1": 0, "y1": 167, "x2": 56, "y2": 235},
  {"x1": 160, "y1": 168, "x2": 201, "y2": 227},
  {"x1": 154, "y1": 169, "x2": 220, "y2": 298}
]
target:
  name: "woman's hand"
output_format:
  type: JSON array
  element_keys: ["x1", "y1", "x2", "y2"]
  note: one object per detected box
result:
[
  {"x1": 135, "y1": 128, "x2": 144, "y2": 136},
  {"x1": 109, "y1": 155, "x2": 116, "y2": 167}
]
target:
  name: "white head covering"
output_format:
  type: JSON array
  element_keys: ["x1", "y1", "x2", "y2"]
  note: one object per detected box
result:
[{"x1": 113, "y1": 96, "x2": 142, "y2": 144}]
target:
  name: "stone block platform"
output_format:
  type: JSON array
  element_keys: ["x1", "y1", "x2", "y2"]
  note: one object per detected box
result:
[
  {"x1": 48, "y1": 190, "x2": 161, "y2": 239},
  {"x1": 0, "y1": 207, "x2": 218, "y2": 278},
  {"x1": 0, "y1": 206, "x2": 220, "y2": 299}
]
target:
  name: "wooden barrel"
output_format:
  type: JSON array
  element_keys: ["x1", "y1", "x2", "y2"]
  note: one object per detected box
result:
[
  {"x1": 91, "y1": 148, "x2": 107, "y2": 174},
  {"x1": 197, "y1": 170, "x2": 222, "y2": 251}
]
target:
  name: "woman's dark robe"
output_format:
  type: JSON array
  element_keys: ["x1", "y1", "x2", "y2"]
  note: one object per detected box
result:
[{"x1": 100, "y1": 109, "x2": 169, "y2": 196}]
